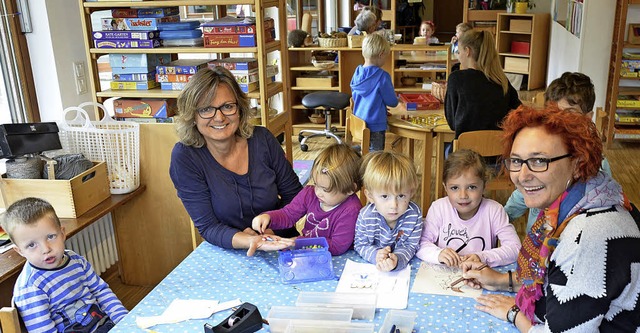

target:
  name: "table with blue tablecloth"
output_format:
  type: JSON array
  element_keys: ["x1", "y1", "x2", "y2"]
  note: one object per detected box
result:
[{"x1": 111, "y1": 242, "x2": 519, "y2": 332}]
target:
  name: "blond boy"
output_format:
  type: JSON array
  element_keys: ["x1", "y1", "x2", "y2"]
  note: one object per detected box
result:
[{"x1": 1, "y1": 197, "x2": 127, "y2": 332}]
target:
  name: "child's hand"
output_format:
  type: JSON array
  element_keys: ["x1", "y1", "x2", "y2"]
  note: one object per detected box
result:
[
  {"x1": 461, "y1": 254, "x2": 481, "y2": 264},
  {"x1": 438, "y1": 248, "x2": 462, "y2": 267},
  {"x1": 376, "y1": 246, "x2": 392, "y2": 262},
  {"x1": 376, "y1": 252, "x2": 398, "y2": 272},
  {"x1": 251, "y1": 214, "x2": 271, "y2": 234},
  {"x1": 451, "y1": 36, "x2": 458, "y2": 44}
]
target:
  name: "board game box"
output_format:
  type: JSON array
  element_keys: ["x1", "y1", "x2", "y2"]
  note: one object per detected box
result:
[
  {"x1": 160, "y1": 82, "x2": 188, "y2": 90},
  {"x1": 113, "y1": 98, "x2": 176, "y2": 118},
  {"x1": 155, "y1": 74, "x2": 193, "y2": 83},
  {"x1": 207, "y1": 57, "x2": 258, "y2": 71},
  {"x1": 95, "y1": 39, "x2": 161, "y2": 49},
  {"x1": 156, "y1": 59, "x2": 209, "y2": 75},
  {"x1": 101, "y1": 16, "x2": 180, "y2": 31},
  {"x1": 109, "y1": 53, "x2": 171, "y2": 68},
  {"x1": 92, "y1": 30, "x2": 159, "y2": 40},
  {"x1": 112, "y1": 71, "x2": 156, "y2": 82},
  {"x1": 110, "y1": 80, "x2": 159, "y2": 90},
  {"x1": 203, "y1": 34, "x2": 258, "y2": 47}
]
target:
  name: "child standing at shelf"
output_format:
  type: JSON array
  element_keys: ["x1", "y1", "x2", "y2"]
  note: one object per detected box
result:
[
  {"x1": 503, "y1": 72, "x2": 613, "y2": 231},
  {"x1": 350, "y1": 33, "x2": 398, "y2": 151},
  {"x1": 354, "y1": 151, "x2": 423, "y2": 271},
  {"x1": 451, "y1": 22, "x2": 472, "y2": 65},
  {"x1": 252, "y1": 143, "x2": 362, "y2": 256},
  {"x1": 417, "y1": 149, "x2": 521, "y2": 268},
  {"x1": 415, "y1": 20, "x2": 439, "y2": 45},
  {"x1": 1, "y1": 197, "x2": 128, "y2": 332}
]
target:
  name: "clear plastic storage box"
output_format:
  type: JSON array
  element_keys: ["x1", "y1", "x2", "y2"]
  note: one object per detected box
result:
[
  {"x1": 266, "y1": 306, "x2": 353, "y2": 333},
  {"x1": 278, "y1": 237, "x2": 334, "y2": 284},
  {"x1": 295, "y1": 291, "x2": 377, "y2": 320}
]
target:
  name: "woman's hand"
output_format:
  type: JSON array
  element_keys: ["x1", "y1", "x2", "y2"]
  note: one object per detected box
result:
[
  {"x1": 438, "y1": 247, "x2": 462, "y2": 267},
  {"x1": 475, "y1": 294, "x2": 515, "y2": 322},
  {"x1": 251, "y1": 214, "x2": 271, "y2": 234},
  {"x1": 246, "y1": 235, "x2": 294, "y2": 256},
  {"x1": 461, "y1": 261, "x2": 505, "y2": 291}
]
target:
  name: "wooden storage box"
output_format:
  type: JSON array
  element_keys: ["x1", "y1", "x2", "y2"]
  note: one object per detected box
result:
[
  {"x1": 296, "y1": 76, "x2": 336, "y2": 87},
  {"x1": 0, "y1": 162, "x2": 110, "y2": 218},
  {"x1": 348, "y1": 35, "x2": 365, "y2": 48},
  {"x1": 504, "y1": 57, "x2": 529, "y2": 72},
  {"x1": 509, "y1": 19, "x2": 532, "y2": 33}
]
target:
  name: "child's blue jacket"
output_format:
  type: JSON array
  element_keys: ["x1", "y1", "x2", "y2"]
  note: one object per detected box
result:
[{"x1": 350, "y1": 65, "x2": 398, "y2": 132}]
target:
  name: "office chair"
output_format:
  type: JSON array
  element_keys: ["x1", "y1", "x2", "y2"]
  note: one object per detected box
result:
[{"x1": 298, "y1": 92, "x2": 350, "y2": 152}]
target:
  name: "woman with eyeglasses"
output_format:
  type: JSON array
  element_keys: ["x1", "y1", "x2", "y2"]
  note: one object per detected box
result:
[
  {"x1": 461, "y1": 105, "x2": 640, "y2": 332},
  {"x1": 169, "y1": 67, "x2": 302, "y2": 256},
  {"x1": 444, "y1": 30, "x2": 521, "y2": 141}
]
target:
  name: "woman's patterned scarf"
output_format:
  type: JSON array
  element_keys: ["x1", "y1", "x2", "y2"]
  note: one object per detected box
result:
[{"x1": 514, "y1": 172, "x2": 629, "y2": 322}]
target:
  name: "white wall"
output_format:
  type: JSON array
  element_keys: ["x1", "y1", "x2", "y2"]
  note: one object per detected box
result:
[
  {"x1": 26, "y1": 0, "x2": 92, "y2": 122},
  {"x1": 546, "y1": 0, "x2": 615, "y2": 109}
]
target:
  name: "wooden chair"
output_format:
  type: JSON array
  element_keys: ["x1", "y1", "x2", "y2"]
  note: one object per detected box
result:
[
  {"x1": 532, "y1": 91, "x2": 545, "y2": 107},
  {"x1": 344, "y1": 106, "x2": 370, "y2": 206},
  {"x1": 0, "y1": 307, "x2": 21, "y2": 333},
  {"x1": 452, "y1": 130, "x2": 515, "y2": 202},
  {"x1": 190, "y1": 220, "x2": 203, "y2": 251}
]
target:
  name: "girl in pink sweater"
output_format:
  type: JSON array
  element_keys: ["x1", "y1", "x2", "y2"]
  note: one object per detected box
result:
[{"x1": 416, "y1": 149, "x2": 521, "y2": 267}]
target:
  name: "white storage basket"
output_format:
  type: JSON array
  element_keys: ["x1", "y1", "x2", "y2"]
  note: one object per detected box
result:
[{"x1": 58, "y1": 103, "x2": 140, "y2": 194}]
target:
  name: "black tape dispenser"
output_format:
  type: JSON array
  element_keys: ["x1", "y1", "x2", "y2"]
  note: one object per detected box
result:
[{"x1": 204, "y1": 302, "x2": 264, "y2": 333}]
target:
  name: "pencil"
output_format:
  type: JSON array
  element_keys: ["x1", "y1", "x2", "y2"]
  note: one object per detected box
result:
[
  {"x1": 450, "y1": 263, "x2": 488, "y2": 288},
  {"x1": 455, "y1": 243, "x2": 467, "y2": 253}
]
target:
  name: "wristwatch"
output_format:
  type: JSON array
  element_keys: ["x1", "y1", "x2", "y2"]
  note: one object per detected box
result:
[{"x1": 506, "y1": 304, "x2": 520, "y2": 325}]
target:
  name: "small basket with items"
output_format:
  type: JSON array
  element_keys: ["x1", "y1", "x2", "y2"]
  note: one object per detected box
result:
[{"x1": 317, "y1": 31, "x2": 348, "y2": 48}]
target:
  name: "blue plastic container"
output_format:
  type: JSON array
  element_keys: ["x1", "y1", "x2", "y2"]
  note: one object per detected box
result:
[{"x1": 278, "y1": 237, "x2": 334, "y2": 284}]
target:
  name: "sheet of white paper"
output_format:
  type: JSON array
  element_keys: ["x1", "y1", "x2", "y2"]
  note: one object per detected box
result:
[
  {"x1": 161, "y1": 299, "x2": 220, "y2": 319},
  {"x1": 335, "y1": 259, "x2": 411, "y2": 309},
  {"x1": 411, "y1": 262, "x2": 482, "y2": 298}
]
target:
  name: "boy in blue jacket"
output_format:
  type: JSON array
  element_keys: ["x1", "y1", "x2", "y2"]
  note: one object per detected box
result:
[{"x1": 350, "y1": 33, "x2": 398, "y2": 151}]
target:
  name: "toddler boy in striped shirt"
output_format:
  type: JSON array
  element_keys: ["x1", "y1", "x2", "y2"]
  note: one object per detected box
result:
[
  {"x1": 1, "y1": 197, "x2": 127, "y2": 332},
  {"x1": 354, "y1": 151, "x2": 423, "y2": 272}
]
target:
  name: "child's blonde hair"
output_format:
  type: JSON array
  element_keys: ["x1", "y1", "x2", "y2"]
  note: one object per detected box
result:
[
  {"x1": 311, "y1": 143, "x2": 362, "y2": 194},
  {"x1": 361, "y1": 151, "x2": 418, "y2": 195},
  {"x1": 456, "y1": 22, "x2": 472, "y2": 34},
  {"x1": 443, "y1": 149, "x2": 490, "y2": 185},
  {"x1": 362, "y1": 33, "x2": 389, "y2": 59},
  {"x1": 0, "y1": 197, "x2": 60, "y2": 240}
]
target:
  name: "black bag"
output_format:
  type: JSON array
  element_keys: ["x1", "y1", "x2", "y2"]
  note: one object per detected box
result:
[{"x1": 396, "y1": 0, "x2": 423, "y2": 27}]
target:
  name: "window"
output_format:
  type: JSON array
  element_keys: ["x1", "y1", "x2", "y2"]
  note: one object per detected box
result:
[{"x1": 0, "y1": 0, "x2": 39, "y2": 123}]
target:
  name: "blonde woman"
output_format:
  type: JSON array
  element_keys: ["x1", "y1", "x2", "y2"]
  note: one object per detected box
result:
[
  {"x1": 444, "y1": 30, "x2": 521, "y2": 140},
  {"x1": 169, "y1": 67, "x2": 302, "y2": 256}
]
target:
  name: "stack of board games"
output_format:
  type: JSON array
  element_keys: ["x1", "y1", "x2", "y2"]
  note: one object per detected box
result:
[
  {"x1": 208, "y1": 58, "x2": 259, "y2": 93},
  {"x1": 95, "y1": 7, "x2": 180, "y2": 49},
  {"x1": 201, "y1": 16, "x2": 275, "y2": 48},
  {"x1": 113, "y1": 98, "x2": 176, "y2": 123},
  {"x1": 156, "y1": 59, "x2": 209, "y2": 91},
  {"x1": 110, "y1": 53, "x2": 170, "y2": 90},
  {"x1": 158, "y1": 21, "x2": 204, "y2": 47}
]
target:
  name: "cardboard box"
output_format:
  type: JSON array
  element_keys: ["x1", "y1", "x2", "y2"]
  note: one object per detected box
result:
[
  {"x1": 101, "y1": 16, "x2": 180, "y2": 31},
  {"x1": 0, "y1": 162, "x2": 110, "y2": 218},
  {"x1": 230, "y1": 68, "x2": 259, "y2": 84},
  {"x1": 510, "y1": 41, "x2": 530, "y2": 55},
  {"x1": 504, "y1": 57, "x2": 529, "y2": 72},
  {"x1": 509, "y1": 19, "x2": 532, "y2": 33},
  {"x1": 296, "y1": 76, "x2": 336, "y2": 87},
  {"x1": 203, "y1": 34, "x2": 259, "y2": 47},
  {"x1": 155, "y1": 74, "x2": 193, "y2": 83},
  {"x1": 238, "y1": 81, "x2": 258, "y2": 93},
  {"x1": 110, "y1": 80, "x2": 159, "y2": 90},
  {"x1": 156, "y1": 59, "x2": 209, "y2": 75},
  {"x1": 92, "y1": 30, "x2": 159, "y2": 40},
  {"x1": 208, "y1": 58, "x2": 258, "y2": 71},
  {"x1": 113, "y1": 98, "x2": 176, "y2": 118},
  {"x1": 112, "y1": 71, "x2": 156, "y2": 82},
  {"x1": 160, "y1": 82, "x2": 188, "y2": 90},
  {"x1": 94, "y1": 39, "x2": 161, "y2": 49},
  {"x1": 109, "y1": 53, "x2": 171, "y2": 68}
]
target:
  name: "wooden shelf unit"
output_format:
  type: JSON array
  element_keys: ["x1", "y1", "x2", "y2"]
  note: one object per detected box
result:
[
  {"x1": 495, "y1": 13, "x2": 550, "y2": 90},
  {"x1": 287, "y1": 44, "x2": 450, "y2": 135},
  {"x1": 462, "y1": 0, "x2": 505, "y2": 35},
  {"x1": 77, "y1": 0, "x2": 292, "y2": 286},
  {"x1": 605, "y1": 0, "x2": 640, "y2": 147}
]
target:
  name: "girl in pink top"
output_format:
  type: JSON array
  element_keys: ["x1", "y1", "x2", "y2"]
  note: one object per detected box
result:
[{"x1": 416, "y1": 149, "x2": 521, "y2": 267}]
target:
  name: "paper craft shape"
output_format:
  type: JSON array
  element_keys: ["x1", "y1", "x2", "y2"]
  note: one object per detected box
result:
[
  {"x1": 411, "y1": 262, "x2": 482, "y2": 298},
  {"x1": 335, "y1": 259, "x2": 411, "y2": 309},
  {"x1": 135, "y1": 298, "x2": 243, "y2": 329}
]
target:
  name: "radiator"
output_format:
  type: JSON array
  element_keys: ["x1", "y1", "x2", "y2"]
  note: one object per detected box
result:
[{"x1": 65, "y1": 215, "x2": 118, "y2": 275}]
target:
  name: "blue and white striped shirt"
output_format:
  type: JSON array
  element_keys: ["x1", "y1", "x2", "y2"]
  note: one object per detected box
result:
[
  {"x1": 354, "y1": 202, "x2": 423, "y2": 270},
  {"x1": 13, "y1": 250, "x2": 128, "y2": 332}
]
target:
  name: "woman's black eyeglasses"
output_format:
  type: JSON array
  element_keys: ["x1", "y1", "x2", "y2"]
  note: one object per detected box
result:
[
  {"x1": 197, "y1": 102, "x2": 238, "y2": 119},
  {"x1": 503, "y1": 153, "x2": 572, "y2": 172}
]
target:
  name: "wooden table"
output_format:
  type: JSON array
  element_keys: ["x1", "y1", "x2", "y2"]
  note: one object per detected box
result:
[
  {"x1": 387, "y1": 107, "x2": 453, "y2": 215},
  {"x1": 0, "y1": 186, "x2": 145, "y2": 306}
]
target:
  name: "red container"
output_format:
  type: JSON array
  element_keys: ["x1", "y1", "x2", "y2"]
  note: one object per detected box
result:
[
  {"x1": 510, "y1": 41, "x2": 530, "y2": 55},
  {"x1": 399, "y1": 93, "x2": 440, "y2": 110}
]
